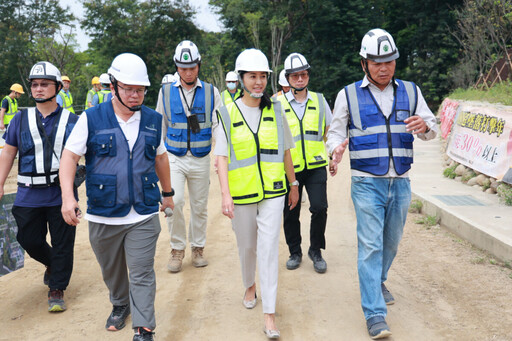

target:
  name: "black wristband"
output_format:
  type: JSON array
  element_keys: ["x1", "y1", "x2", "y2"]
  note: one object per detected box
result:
[{"x1": 162, "y1": 188, "x2": 175, "y2": 197}]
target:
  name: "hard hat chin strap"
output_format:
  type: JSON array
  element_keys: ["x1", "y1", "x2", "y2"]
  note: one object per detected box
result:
[
  {"x1": 33, "y1": 82, "x2": 62, "y2": 103},
  {"x1": 112, "y1": 79, "x2": 143, "y2": 112},
  {"x1": 238, "y1": 78, "x2": 264, "y2": 98}
]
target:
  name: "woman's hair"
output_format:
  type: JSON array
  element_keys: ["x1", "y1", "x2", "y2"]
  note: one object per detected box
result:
[{"x1": 239, "y1": 71, "x2": 272, "y2": 110}]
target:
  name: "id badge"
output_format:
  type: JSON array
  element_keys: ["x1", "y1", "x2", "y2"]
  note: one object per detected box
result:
[
  {"x1": 395, "y1": 110, "x2": 410, "y2": 122},
  {"x1": 188, "y1": 114, "x2": 201, "y2": 134}
]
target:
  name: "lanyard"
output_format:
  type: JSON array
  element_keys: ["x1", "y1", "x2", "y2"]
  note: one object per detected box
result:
[{"x1": 179, "y1": 85, "x2": 197, "y2": 115}]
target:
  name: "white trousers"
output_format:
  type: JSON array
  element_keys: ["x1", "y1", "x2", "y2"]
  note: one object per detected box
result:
[
  {"x1": 167, "y1": 152, "x2": 210, "y2": 250},
  {"x1": 231, "y1": 196, "x2": 284, "y2": 314}
]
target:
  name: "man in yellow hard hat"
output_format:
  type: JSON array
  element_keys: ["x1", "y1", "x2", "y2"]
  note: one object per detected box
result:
[
  {"x1": 57, "y1": 75, "x2": 75, "y2": 114},
  {"x1": 1, "y1": 83, "x2": 25, "y2": 130},
  {"x1": 85, "y1": 76, "x2": 101, "y2": 109}
]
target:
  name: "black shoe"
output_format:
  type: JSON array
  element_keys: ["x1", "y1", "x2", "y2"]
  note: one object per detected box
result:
[
  {"x1": 106, "y1": 304, "x2": 130, "y2": 331},
  {"x1": 133, "y1": 327, "x2": 154, "y2": 341},
  {"x1": 381, "y1": 283, "x2": 395, "y2": 305},
  {"x1": 308, "y1": 248, "x2": 327, "y2": 273},
  {"x1": 286, "y1": 253, "x2": 302, "y2": 270},
  {"x1": 366, "y1": 316, "x2": 392, "y2": 339},
  {"x1": 43, "y1": 267, "x2": 51, "y2": 286}
]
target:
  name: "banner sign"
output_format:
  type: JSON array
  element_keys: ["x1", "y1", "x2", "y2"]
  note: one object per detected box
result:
[
  {"x1": 439, "y1": 98, "x2": 461, "y2": 139},
  {"x1": 0, "y1": 193, "x2": 24, "y2": 276},
  {"x1": 446, "y1": 100, "x2": 512, "y2": 183}
]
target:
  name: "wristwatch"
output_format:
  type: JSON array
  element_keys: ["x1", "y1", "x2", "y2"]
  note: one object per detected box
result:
[
  {"x1": 289, "y1": 180, "x2": 299, "y2": 187},
  {"x1": 161, "y1": 188, "x2": 175, "y2": 197}
]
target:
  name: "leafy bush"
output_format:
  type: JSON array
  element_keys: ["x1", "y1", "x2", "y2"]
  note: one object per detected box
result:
[{"x1": 443, "y1": 164, "x2": 458, "y2": 179}]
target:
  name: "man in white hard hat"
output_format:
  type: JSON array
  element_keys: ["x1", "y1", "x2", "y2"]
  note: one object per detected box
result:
[
  {"x1": 161, "y1": 73, "x2": 176, "y2": 85},
  {"x1": 272, "y1": 69, "x2": 290, "y2": 99},
  {"x1": 60, "y1": 53, "x2": 174, "y2": 341},
  {"x1": 0, "y1": 61, "x2": 78, "y2": 313},
  {"x1": 276, "y1": 52, "x2": 333, "y2": 274},
  {"x1": 156, "y1": 40, "x2": 222, "y2": 273},
  {"x1": 327, "y1": 28, "x2": 437, "y2": 339},
  {"x1": 91, "y1": 73, "x2": 112, "y2": 106},
  {"x1": 220, "y1": 71, "x2": 241, "y2": 105}
]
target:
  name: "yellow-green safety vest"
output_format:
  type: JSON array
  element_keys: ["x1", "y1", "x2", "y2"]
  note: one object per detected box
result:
[
  {"x1": 221, "y1": 89, "x2": 241, "y2": 106},
  {"x1": 2, "y1": 95, "x2": 18, "y2": 125},
  {"x1": 85, "y1": 88, "x2": 97, "y2": 108},
  {"x1": 217, "y1": 101, "x2": 287, "y2": 205},
  {"x1": 98, "y1": 89, "x2": 111, "y2": 103},
  {"x1": 277, "y1": 91, "x2": 328, "y2": 172},
  {"x1": 58, "y1": 90, "x2": 75, "y2": 114}
]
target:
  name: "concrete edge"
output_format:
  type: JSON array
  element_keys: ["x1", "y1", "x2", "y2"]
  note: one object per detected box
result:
[{"x1": 411, "y1": 192, "x2": 512, "y2": 262}]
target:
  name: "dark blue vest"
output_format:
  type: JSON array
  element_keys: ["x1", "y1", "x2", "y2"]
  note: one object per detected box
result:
[
  {"x1": 162, "y1": 81, "x2": 214, "y2": 157},
  {"x1": 85, "y1": 101, "x2": 162, "y2": 217},
  {"x1": 18, "y1": 107, "x2": 77, "y2": 187},
  {"x1": 346, "y1": 79, "x2": 417, "y2": 176}
]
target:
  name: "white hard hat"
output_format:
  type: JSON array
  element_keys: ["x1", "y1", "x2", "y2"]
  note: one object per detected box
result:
[
  {"x1": 108, "y1": 53, "x2": 150, "y2": 86},
  {"x1": 278, "y1": 70, "x2": 289, "y2": 87},
  {"x1": 359, "y1": 28, "x2": 399, "y2": 62},
  {"x1": 284, "y1": 53, "x2": 310, "y2": 75},
  {"x1": 174, "y1": 40, "x2": 201, "y2": 68},
  {"x1": 225, "y1": 71, "x2": 238, "y2": 82},
  {"x1": 29, "y1": 61, "x2": 62, "y2": 85},
  {"x1": 235, "y1": 48, "x2": 272, "y2": 73},
  {"x1": 161, "y1": 73, "x2": 176, "y2": 84},
  {"x1": 99, "y1": 73, "x2": 111, "y2": 84}
]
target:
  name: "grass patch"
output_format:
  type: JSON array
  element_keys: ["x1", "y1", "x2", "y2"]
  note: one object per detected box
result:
[
  {"x1": 497, "y1": 183, "x2": 512, "y2": 206},
  {"x1": 415, "y1": 214, "x2": 439, "y2": 227},
  {"x1": 443, "y1": 164, "x2": 457, "y2": 179},
  {"x1": 408, "y1": 199, "x2": 423, "y2": 213},
  {"x1": 448, "y1": 81, "x2": 512, "y2": 106},
  {"x1": 471, "y1": 257, "x2": 486, "y2": 265},
  {"x1": 461, "y1": 170, "x2": 476, "y2": 183}
]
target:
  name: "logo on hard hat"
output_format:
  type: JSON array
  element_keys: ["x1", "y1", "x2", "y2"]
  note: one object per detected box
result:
[
  {"x1": 383, "y1": 45, "x2": 389, "y2": 52},
  {"x1": 33, "y1": 65, "x2": 44, "y2": 75},
  {"x1": 183, "y1": 53, "x2": 190, "y2": 61}
]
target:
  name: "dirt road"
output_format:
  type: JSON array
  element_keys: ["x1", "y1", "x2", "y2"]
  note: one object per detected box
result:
[{"x1": 1, "y1": 156, "x2": 512, "y2": 340}]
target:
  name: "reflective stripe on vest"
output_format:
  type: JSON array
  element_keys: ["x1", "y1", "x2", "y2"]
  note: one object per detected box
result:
[
  {"x1": 221, "y1": 89, "x2": 241, "y2": 106},
  {"x1": 17, "y1": 108, "x2": 72, "y2": 187},
  {"x1": 278, "y1": 92, "x2": 327, "y2": 172},
  {"x1": 218, "y1": 101, "x2": 286, "y2": 205},
  {"x1": 3, "y1": 96, "x2": 18, "y2": 124},
  {"x1": 162, "y1": 81, "x2": 213, "y2": 157},
  {"x1": 345, "y1": 79, "x2": 417, "y2": 175},
  {"x1": 59, "y1": 90, "x2": 75, "y2": 114},
  {"x1": 98, "y1": 89, "x2": 111, "y2": 103}
]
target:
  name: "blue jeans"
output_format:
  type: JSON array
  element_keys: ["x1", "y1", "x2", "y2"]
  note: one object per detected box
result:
[{"x1": 351, "y1": 176, "x2": 411, "y2": 320}]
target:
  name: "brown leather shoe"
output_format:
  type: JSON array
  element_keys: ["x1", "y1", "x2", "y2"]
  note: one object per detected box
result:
[
  {"x1": 167, "y1": 249, "x2": 185, "y2": 273},
  {"x1": 191, "y1": 247, "x2": 208, "y2": 268}
]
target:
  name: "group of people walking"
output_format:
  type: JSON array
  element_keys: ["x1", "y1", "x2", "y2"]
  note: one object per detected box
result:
[{"x1": 0, "y1": 28, "x2": 437, "y2": 340}]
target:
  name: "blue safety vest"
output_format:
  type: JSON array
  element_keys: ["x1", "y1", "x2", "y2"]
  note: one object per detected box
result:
[
  {"x1": 18, "y1": 107, "x2": 76, "y2": 187},
  {"x1": 162, "y1": 81, "x2": 214, "y2": 157},
  {"x1": 85, "y1": 101, "x2": 162, "y2": 217},
  {"x1": 345, "y1": 79, "x2": 417, "y2": 176}
]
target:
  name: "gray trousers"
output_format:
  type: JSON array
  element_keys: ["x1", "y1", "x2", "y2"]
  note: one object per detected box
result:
[{"x1": 89, "y1": 215, "x2": 161, "y2": 330}]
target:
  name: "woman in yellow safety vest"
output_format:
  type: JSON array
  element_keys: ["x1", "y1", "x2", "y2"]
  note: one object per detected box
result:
[{"x1": 215, "y1": 48, "x2": 299, "y2": 339}]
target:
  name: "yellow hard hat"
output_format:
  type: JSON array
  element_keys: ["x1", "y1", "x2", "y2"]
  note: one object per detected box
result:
[
  {"x1": 91, "y1": 76, "x2": 100, "y2": 85},
  {"x1": 10, "y1": 83, "x2": 25, "y2": 94},
  {"x1": 61, "y1": 75, "x2": 71, "y2": 82}
]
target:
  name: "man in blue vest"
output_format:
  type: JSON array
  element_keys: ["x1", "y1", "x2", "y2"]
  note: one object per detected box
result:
[
  {"x1": 327, "y1": 28, "x2": 437, "y2": 339},
  {"x1": 0, "y1": 61, "x2": 78, "y2": 313},
  {"x1": 60, "y1": 53, "x2": 174, "y2": 341},
  {"x1": 278, "y1": 53, "x2": 333, "y2": 274},
  {"x1": 156, "y1": 40, "x2": 222, "y2": 273}
]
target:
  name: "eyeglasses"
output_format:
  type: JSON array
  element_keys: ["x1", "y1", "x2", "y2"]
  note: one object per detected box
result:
[
  {"x1": 289, "y1": 72, "x2": 309, "y2": 80},
  {"x1": 118, "y1": 84, "x2": 147, "y2": 96},
  {"x1": 30, "y1": 82, "x2": 54, "y2": 89}
]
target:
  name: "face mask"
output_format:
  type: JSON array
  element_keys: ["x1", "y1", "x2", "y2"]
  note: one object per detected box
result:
[{"x1": 227, "y1": 82, "x2": 236, "y2": 90}]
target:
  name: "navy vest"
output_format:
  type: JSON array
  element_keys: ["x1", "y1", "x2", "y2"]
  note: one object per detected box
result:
[
  {"x1": 345, "y1": 79, "x2": 417, "y2": 176},
  {"x1": 85, "y1": 101, "x2": 162, "y2": 217},
  {"x1": 162, "y1": 81, "x2": 214, "y2": 157}
]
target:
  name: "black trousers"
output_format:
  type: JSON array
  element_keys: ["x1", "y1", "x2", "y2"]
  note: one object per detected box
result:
[
  {"x1": 283, "y1": 166, "x2": 328, "y2": 256},
  {"x1": 12, "y1": 205, "x2": 76, "y2": 290}
]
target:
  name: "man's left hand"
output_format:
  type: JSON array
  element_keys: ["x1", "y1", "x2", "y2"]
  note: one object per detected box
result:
[{"x1": 405, "y1": 116, "x2": 428, "y2": 134}]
